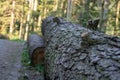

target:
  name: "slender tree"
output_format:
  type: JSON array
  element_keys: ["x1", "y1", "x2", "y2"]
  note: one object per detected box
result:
[
  {"x1": 32, "y1": 0, "x2": 38, "y2": 31},
  {"x1": 43, "y1": 0, "x2": 47, "y2": 18},
  {"x1": 61, "y1": 0, "x2": 67, "y2": 17},
  {"x1": 24, "y1": 0, "x2": 33, "y2": 40},
  {"x1": 10, "y1": 0, "x2": 15, "y2": 34},
  {"x1": 98, "y1": 0, "x2": 109, "y2": 33},
  {"x1": 33, "y1": 0, "x2": 38, "y2": 11},
  {"x1": 67, "y1": 0, "x2": 73, "y2": 21},
  {"x1": 114, "y1": 0, "x2": 120, "y2": 35},
  {"x1": 19, "y1": 1, "x2": 24, "y2": 39},
  {"x1": 53, "y1": 0, "x2": 58, "y2": 11}
]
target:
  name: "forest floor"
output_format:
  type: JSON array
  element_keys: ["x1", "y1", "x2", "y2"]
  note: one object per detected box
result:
[
  {"x1": 0, "y1": 39, "x2": 43, "y2": 80},
  {"x1": 0, "y1": 39, "x2": 24, "y2": 80}
]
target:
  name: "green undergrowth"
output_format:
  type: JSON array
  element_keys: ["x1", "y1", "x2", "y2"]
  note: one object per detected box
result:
[
  {"x1": 10, "y1": 39, "x2": 25, "y2": 43},
  {"x1": 21, "y1": 47, "x2": 45, "y2": 74},
  {"x1": 35, "y1": 63, "x2": 45, "y2": 74},
  {"x1": 21, "y1": 48, "x2": 31, "y2": 66}
]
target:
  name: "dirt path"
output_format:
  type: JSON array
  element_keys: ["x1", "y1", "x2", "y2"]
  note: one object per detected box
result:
[{"x1": 0, "y1": 39, "x2": 24, "y2": 80}]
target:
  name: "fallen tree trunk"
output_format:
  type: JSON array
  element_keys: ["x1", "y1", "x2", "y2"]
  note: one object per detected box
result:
[
  {"x1": 42, "y1": 17, "x2": 120, "y2": 80},
  {"x1": 27, "y1": 34, "x2": 45, "y2": 66}
]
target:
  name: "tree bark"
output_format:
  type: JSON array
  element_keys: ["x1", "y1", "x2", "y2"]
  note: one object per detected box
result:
[
  {"x1": 24, "y1": 11, "x2": 30, "y2": 40},
  {"x1": 37, "y1": 15, "x2": 41, "y2": 27},
  {"x1": 61, "y1": 0, "x2": 67, "y2": 17},
  {"x1": 114, "y1": 0, "x2": 120, "y2": 35},
  {"x1": 27, "y1": 34, "x2": 45, "y2": 66},
  {"x1": 42, "y1": 17, "x2": 120, "y2": 80},
  {"x1": 19, "y1": 1, "x2": 24, "y2": 39},
  {"x1": 98, "y1": 0, "x2": 109, "y2": 33},
  {"x1": 33, "y1": 0, "x2": 38, "y2": 11},
  {"x1": 67, "y1": 0, "x2": 73, "y2": 21},
  {"x1": 10, "y1": 0, "x2": 15, "y2": 34},
  {"x1": 53, "y1": 0, "x2": 58, "y2": 11},
  {"x1": 24, "y1": 0, "x2": 33, "y2": 40},
  {"x1": 43, "y1": 0, "x2": 47, "y2": 18}
]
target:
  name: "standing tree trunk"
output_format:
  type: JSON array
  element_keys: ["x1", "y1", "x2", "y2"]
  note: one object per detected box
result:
[
  {"x1": 10, "y1": 0, "x2": 15, "y2": 34},
  {"x1": 19, "y1": 1, "x2": 24, "y2": 39},
  {"x1": 67, "y1": 0, "x2": 73, "y2": 21},
  {"x1": 98, "y1": 0, "x2": 109, "y2": 33},
  {"x1": 33, "y1": 0, "x2": 38, "y2": 11},
  {"x1": 42, "y1": 17, "x2": 120, "y2": 80},
  {"x1": 32, "y1": 0, "x2": 38, "y2": 32},
  {"x1": 56, "y1": 0, "x2": 62, "y2": 17},
  {"x1": 24, "y1": 0, "x2": 33, "y2": 40},
  {"x1": 24, "y1": 11, "x2": 30, "y2": 40},
  {"x1": 114, "y1": 0, "x2": 120, "y2": 35},
  {"x1": 53, "y1": 0, "x2": 58, "y2": 11},
  {"x1": 19, "y1": 17, "x2": 23, "y2": 39},
  {"x1": 38, "y1": 16, "x2": 41, "y2": 27},
  {"x1": 43, "y1": 0, "x2": 47, "y2": 18},
  {"x1": 61, "y1": 0, "x2": 67, "y2": 17}
]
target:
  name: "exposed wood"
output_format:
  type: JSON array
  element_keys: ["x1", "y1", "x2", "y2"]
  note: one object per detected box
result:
[{"x1": 27, "y1": 34, "x2": 45, "y2": 66}]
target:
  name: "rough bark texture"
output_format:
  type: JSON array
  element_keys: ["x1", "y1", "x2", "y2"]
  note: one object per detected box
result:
[
  {"x1": 27, "y1": 34, "x2": 45, "y2": 66},
  {"x1": 42, "y1": 17, "x2": 120, "y2": 80}
]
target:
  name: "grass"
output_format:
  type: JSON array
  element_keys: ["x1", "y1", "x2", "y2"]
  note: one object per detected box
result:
[
  {"x1": 21, "y1": 48, "x2": 31, "y2": 66},
  {"x1": 35, "y1": 63, "x2": 45, "y2": 75},
  {"x1": 21, "y1": 47, "x2": 45, "y2": 74},
  {"x1": 10, "y1": 39, "x2": 25, "y2": 43}
]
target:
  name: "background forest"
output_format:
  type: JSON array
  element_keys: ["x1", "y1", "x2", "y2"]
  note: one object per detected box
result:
[{"x1": 0, "y1": 0, "x2": 120, "y2": 40}]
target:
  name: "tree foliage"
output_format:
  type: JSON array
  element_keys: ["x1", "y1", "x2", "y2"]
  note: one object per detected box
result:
[{"x1": 0, "y1": 0, "x2": 120, "y2": 40}]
